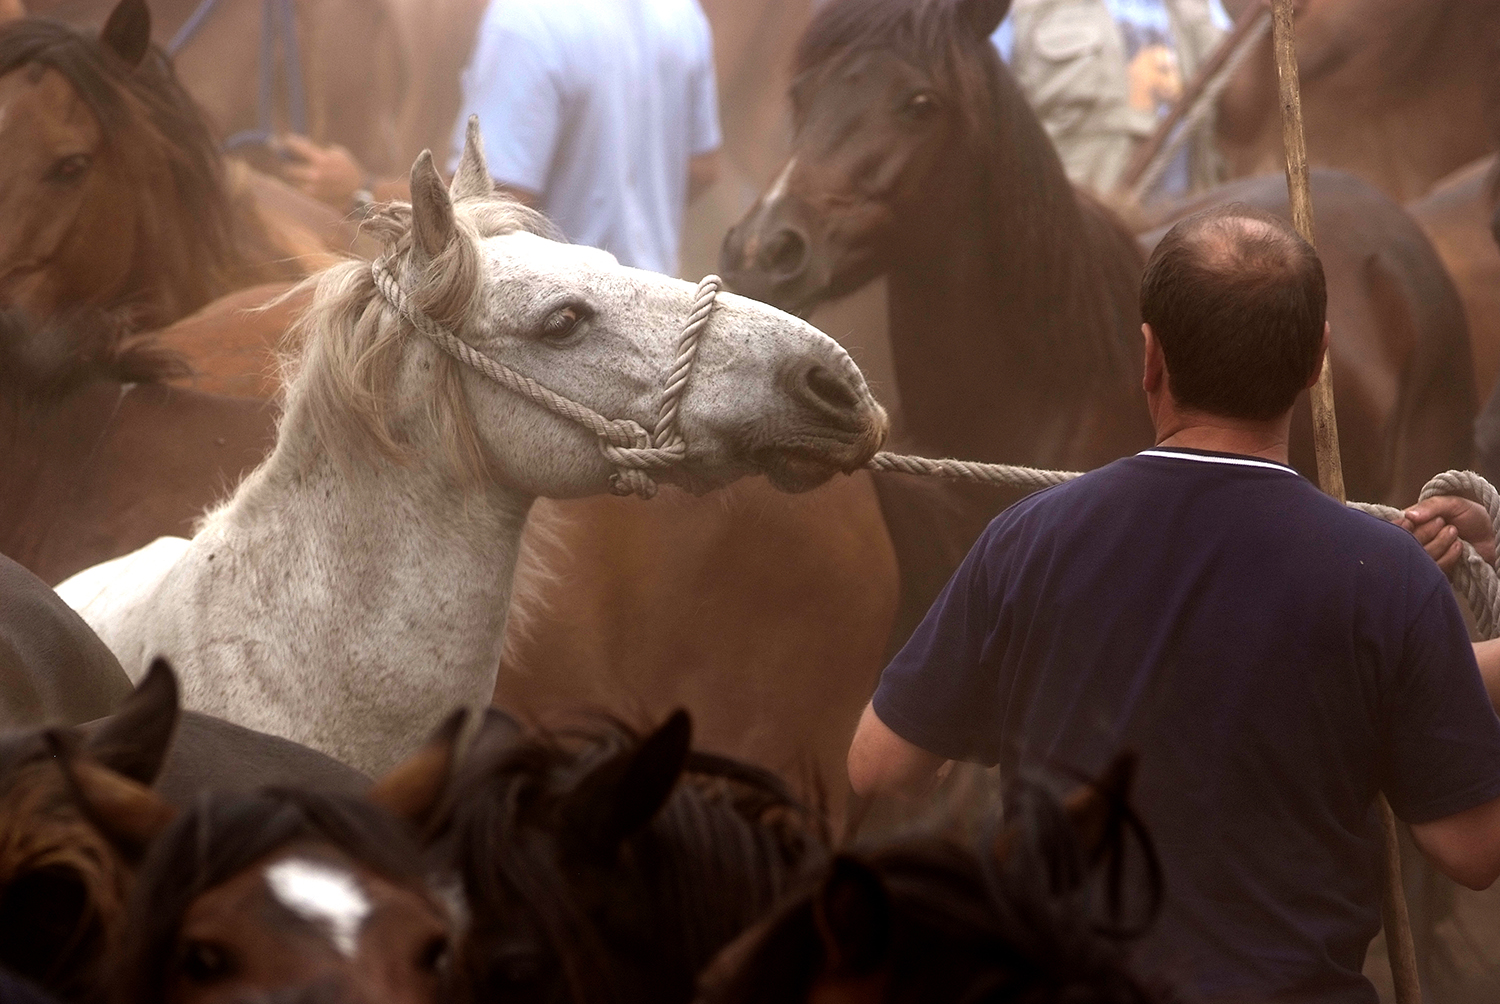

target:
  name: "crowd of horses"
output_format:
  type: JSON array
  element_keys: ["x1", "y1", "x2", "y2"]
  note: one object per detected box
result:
[{"x1": 3, "y1": 0, "x2": 1500, "y2": 998}]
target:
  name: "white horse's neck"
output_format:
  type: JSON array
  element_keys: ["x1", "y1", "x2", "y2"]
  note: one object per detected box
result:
[{"x1": 177, "y1": 384, "x2": 533, "y2": 773}]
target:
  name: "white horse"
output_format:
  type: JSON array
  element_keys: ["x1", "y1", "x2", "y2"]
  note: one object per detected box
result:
[{"x1": 57, "y1": 123, "x2": 888, "y2": 774}]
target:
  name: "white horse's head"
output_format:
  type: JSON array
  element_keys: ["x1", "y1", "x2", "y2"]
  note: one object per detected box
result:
[{"x1": 287, "y1": 121, "x2": 888, "y2": 499}]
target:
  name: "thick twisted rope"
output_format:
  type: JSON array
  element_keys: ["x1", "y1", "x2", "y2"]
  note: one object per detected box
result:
[{"x1": 371, "y1": 259, "x2": 719, "y2": 498}]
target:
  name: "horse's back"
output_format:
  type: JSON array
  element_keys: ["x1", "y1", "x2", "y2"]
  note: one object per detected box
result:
[
  {"x1": 0, "y1": 554, "x2": 133, "y2": 729},
  {"x1": 149, "y1": 711, "x2": 371, "y2": 802},
  {"x1": 55, "y1": 536, "x2": 192, "y2": 678}
]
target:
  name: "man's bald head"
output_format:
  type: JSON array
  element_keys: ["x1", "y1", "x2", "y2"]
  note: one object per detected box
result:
[{"x1": 1141, "y1": 204, "x2": 1327, "y2": 421}]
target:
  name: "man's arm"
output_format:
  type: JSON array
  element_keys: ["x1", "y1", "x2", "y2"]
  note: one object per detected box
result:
[
  {"x1": 847, "y1": 702, "x2": 948, "y2": 798},
  {"x1": 1411, "y1": 795, "x2": 1500, "y2": 890}
]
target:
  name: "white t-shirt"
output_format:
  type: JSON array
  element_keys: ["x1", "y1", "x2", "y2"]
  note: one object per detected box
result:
[{"x1": 451, "y1": 0, "x2": 722, "y2": 276}]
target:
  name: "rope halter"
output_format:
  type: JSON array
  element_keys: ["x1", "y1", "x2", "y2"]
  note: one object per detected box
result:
[{"x1": 370, "y1": 258, "x2": 721, "y2": 499}]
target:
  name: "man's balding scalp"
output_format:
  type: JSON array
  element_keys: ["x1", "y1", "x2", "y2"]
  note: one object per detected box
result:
[{"x1": 1142, "y1": 204, "x2": 1327, "y2": 421}]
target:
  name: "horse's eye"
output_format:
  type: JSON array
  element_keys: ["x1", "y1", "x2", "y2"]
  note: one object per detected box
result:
[
  {"x1": 180, "y1": 940, "x2": 234, "y2": 983},
  {"x1": 416, "y1": 934, "x2": 450, "y2": 973},
  {"x1": 44, "y1": 153, "x2": 92, "y2": 184},
  {"x1": 539, "y1": 304, "x2": 591, "y2": 344},
  {"x1": 901, "y1": 91, "x2": 939, "y2": 122}
]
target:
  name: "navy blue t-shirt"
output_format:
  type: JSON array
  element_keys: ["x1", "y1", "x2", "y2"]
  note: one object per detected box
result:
[{"x1": 873, "y1": 448, "x2": 1500, "y2": 1004}]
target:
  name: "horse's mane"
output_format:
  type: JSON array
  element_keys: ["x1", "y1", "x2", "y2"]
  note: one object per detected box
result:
[
  {"x1": 0, "y1": 308, "x2": 189, "y2": 399},
  {"x1": 280, "y1": 197, "x2": 555, "y2": 485},
  {"x1": 438, "y1": 715, "x2": 827, "y2": 1004},
  {"x1": 0, "y1": 18, "x2": 253, "y2": 319},
  {"x1": 110, "y1": 787, "x2": 429, "y2": 1004},
  {"x1": 795, "y1": 0, "x2": 1142, "y2": 377},
  {"x1": 701, "y1": 774, "x2": 1172, "y2": 1004}
]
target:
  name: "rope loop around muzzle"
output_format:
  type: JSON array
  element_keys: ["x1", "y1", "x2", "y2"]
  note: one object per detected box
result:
[{"x1": 370, "y1": 258, "x2": 721, "y2": 499}]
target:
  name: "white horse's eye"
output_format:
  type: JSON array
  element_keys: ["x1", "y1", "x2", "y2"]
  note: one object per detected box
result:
[{"x1": 539, "y1": 305, "x2": 591, "y2": 344}]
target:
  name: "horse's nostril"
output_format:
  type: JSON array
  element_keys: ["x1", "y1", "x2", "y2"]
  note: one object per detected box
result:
[
  {"x1": 801, "y1": 362, "x2": 863, "y2": 414},
  {"x1": 761, "y1": 227, "x2": 810, "y2": 279}
]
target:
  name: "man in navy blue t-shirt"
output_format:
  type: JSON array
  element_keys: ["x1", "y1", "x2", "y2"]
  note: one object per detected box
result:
[{"x1": 849, "y1": 205, "x2": 1500, "y2": 1003}]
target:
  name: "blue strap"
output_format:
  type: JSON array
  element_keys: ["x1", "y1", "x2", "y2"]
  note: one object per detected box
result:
[
  {"x1": 169, "y1": 0, "x2": 311, "y2": 149},
  {"x1": 166, "y1": 0, "x2": 226, "y2": 55}
]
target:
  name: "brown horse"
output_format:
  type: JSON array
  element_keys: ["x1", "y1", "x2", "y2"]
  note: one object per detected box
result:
[
  {"x1": 0, "y1": 0, "x2": 324, "y2": 331},
  {"x1": 1410, "y1": 157, "x2": 1500, "y2": 401},
  {"x1": 26, "y1": 0, "x2": 407, "y2": 177},
  {"x1": 722, "y1": 0, "x2": 1473, "y2": 654},
  {"x1": 431, "y1": 707, "x2": 828, "y2": 1004},
  {"x1": 496, "y1": 473, "x2": 899, "y2": 820},
  {"x1": 696, "y1": 755, "x2": 1168, "y2": 1004},
  {"x1": 1215, "y1": 0, "x2": 1500, "y2": 203},
  {"x1": 0, "y1": 309, "x2": 277, "y2": 585}
]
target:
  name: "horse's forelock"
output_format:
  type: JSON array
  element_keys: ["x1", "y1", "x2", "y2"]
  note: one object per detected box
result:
[{"x1": 286, "y1": 195, "x2": 563, "y2": 488}]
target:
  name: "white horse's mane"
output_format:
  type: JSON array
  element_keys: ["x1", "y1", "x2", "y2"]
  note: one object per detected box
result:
[{"x1": 276, "y1": 196, "x2": 558, "y2": 485}]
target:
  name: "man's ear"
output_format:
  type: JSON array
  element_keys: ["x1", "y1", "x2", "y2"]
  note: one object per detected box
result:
[
  {"x1": 1306, "y1": 321, "x2": 1330, "y2": 388},
  {"x1": 1141, "y1": 323, "x2": 1164, "y2": 396}
]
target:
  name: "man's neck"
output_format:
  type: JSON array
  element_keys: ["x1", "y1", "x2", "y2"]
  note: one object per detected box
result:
[{"x1": 1152, "y1": 413, "x2": 1293, "y2": 466}]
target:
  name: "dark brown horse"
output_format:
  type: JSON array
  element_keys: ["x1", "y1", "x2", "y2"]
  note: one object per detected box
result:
[
  {"x1": 0, "y1": 309, "x2": 276, "y2": 585},
  {"x1": 1216, "y1": 0, "x2": 1500, "y2": 203},
  {"x1": 696, "y1": 755, "x2": 1169, "y2": 1004},
  {"x1": 722, "y1": 0, "x2": 1474, "y2": 652},
  {"x1": 430, "y1": 708, "x2": 828, "y2": 1004},
  {"x1": 0, "y1": 649, "x2": 367, "y2": 999},
  {"x1": 0, "y1": 0, "x2": 312, "y2": 331}
]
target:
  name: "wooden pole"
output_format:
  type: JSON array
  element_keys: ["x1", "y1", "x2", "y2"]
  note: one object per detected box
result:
[{"x1": 1269, "y1": 3, "x2": 1419, "y2": 1002}]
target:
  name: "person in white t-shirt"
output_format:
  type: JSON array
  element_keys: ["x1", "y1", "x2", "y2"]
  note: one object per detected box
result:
[
  {"x1": 451, "y1": 0, "x2": 722, "y2": 276},
  {"x1": 273, "y1": 0, "x2": 722, "y2": 278}
]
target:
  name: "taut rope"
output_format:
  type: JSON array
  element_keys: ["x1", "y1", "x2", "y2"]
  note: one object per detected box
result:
[{"x1": 370, "y1": 260, "x2": 1500, "y2": 633}]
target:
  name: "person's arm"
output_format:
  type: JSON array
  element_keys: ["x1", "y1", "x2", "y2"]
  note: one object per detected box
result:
[
  {"x1": 1411, "y1": 794, "x2": 1500, "y2": 890},
  {"x1": 848, "y1": 703, "x2": 948, "y2": 798},
  {"x1": 1398, "y1": 495, "x2": 1497, "y2": 574},
  {"x1": 688, "y1": 150, "x2": 721, "y2": 203}
]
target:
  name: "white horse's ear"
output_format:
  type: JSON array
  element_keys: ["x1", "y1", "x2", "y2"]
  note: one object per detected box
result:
[
  {"x1": 450, "y1": 116, "x2": 494, "y2": 202},
  {"x1": 410, "y1": 150, "x2": 457, "y2": 261}
]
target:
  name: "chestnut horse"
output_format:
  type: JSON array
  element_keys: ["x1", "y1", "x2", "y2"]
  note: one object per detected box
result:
[
  {"x1": 25, "y1": 0, "x2": 406, "y2": 177},
  {"x1": 1215, "y1": 0, "x2": 1500, "y2": 203},
  {"x1": 0, "y1": 309, "x2": 276, "y2": 585},
  {"x1": 722, "y1": 0, "x2": 1473, "y2": 651},
  {"x1": 0, "y1": 1, "x2": 327, "y2": 331}
]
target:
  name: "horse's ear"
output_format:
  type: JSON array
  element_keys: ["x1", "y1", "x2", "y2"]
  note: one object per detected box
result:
[
  {"x1": 813, "y1": 855, "x2": 891, "y2": 976},
  {"x1": 99, "y1": 0, "x2": 152, "y2": 70},
  {"x1": 956, "y1": 0, "x2": 1011, "y2": 38},
  {"x1": 450, "y1": 116, "x2": 494, "y2": 202},
  {"x1": 84, "y1": 658, "x2": 179, "y2": 787},
  {"x1": 368, "y1": 708, "x2": 466, "y2": 831},
  {"x1": 992, "y1": 751, "x2": 1138, "y2": 872},
  {"x1": 464, "y1": 707, "x2": 523, "y2": 768},
  {"x1": 48, "y1": 732, "x2": 175, "y2": 858},
  {"x1": 563, "y1": 709, "x2": 692, "y2": 855},
  {"x1": 410, "y1": 149, "x2": 458, "y2": 262}
]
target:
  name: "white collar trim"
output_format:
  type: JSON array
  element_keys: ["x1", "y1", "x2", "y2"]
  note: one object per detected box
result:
[{"x1": 1137, "y1": 449, "x2": 1298, "y2": 475}]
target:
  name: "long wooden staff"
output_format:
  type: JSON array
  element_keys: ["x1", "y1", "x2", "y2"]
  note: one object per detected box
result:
[{"x1": 1268, "y1": 3, "x2": 1420, "y2": 1001}]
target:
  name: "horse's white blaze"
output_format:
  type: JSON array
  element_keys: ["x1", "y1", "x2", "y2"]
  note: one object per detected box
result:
[
  {"x1": 265, "y1": 858, "x2": 371, "y2": 958},
  {"x1": 764, "y1": 156, "x2": 798, "y2": 208}
]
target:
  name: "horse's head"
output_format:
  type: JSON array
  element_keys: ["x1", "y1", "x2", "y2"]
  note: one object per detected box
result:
[
  {"x1": 0, "y1": 0, "x2": 239, "y2": 327},
  {"x1": 696, "y1": 754, "x2": 1166, "y2": 1004},
  {"x1": 431, "y1": 708, "x2": 825, "y2": 1004},
  {"x1": 720, "y1": 0, "x2": 1011, "y2": 314},
  {"x1": 293, "y1": 121, "x2": 888, "y2": 499},
  {"x1": 0, "y1": 660, "x2": 177, "y2": 999},
  {"x1": 103, "y1": 713, "x2": 464, "y2": 1004}
]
